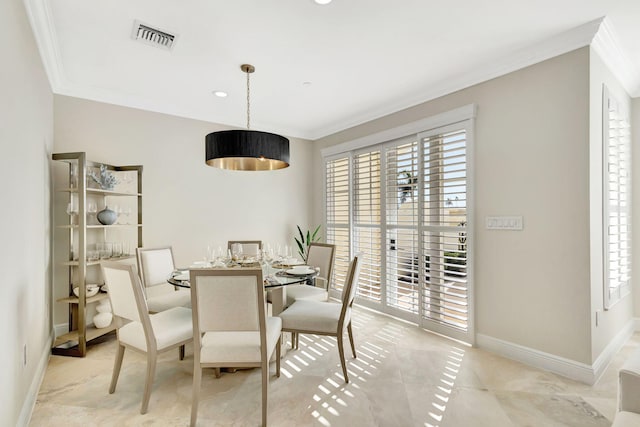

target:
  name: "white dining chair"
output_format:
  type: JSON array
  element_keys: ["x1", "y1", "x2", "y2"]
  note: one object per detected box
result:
[
  {"x1": 227, "y1": 240, "x2": 262, "y2": 257},
  {"x1": 136, "y1": 246, "x2": 191, "y2": 313},
  {"x1": 285, "y1": 242, "x2": 335, "y2": 307},
  {"x1": 278, "y1": 253, "x2": 362, "y2": 383},
  {"x1": 101, "y1": 262, "x2": 193, "y2": 414},
  {"x1": 190, "y1": 268, "x2": 281, "y2": 427}
]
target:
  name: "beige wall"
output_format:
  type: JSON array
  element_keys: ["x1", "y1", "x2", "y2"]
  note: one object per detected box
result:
[
  {"x1": 0, "y1": 0, "x2": 54, "y2": 425},
  {"x1": 314, "y1": 48, "x2": 593, "y2": 363},
  {"x1": 588, "y1": 47, "x2": 634, "y2": 361},
  {"x1": 53, "y1": 96, "x2": 314, "y2": 325}
]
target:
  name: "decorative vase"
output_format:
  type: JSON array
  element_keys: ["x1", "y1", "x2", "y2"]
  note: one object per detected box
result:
[
  {"x1": 97, "y1": 207, "x2": 117, "y2": 225},
  {"x1": 93, "y1": 312, "x2": 112, "y2": 328},
  {"x1": 96, "y1": 301, "x2": 111, "y2": 313}
]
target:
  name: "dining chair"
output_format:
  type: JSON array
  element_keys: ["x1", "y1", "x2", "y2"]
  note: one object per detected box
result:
[
  {"x1": 227, "y1": 240, "x2": 262, "y2": 257},
  {"x1": 278, "y1": 253, "x2": 362, "y2": 383},
  {"x1": 285, "y1": 242, "x2": 335, "y2": 307},
  {"x1": 190, "y1": 268, "x2": 281, "y2": 427},
  {"x1": 136, "y1": 246, "x2": 191, "y2": 313},
  {"x1": 101, "y1": 262, "x2": 193, "y2": 414}
]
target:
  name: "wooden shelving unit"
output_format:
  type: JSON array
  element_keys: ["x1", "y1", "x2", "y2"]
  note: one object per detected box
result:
[{"x1": 52, "y1": 152, "x2": 143, "y2": 357}]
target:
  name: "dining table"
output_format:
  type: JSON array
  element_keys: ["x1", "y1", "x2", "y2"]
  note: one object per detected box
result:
[{"x1": 167, "y1": 261, "x2": 318, "y2": 315}]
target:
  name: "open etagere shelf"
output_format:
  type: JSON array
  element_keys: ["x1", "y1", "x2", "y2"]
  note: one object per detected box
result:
[{"x1": 52, "y1": 152, "x2": 143, "y2": 357}]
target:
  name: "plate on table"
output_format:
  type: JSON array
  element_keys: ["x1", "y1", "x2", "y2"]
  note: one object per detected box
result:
[
  {"x1": 286, "y1": 268, "x2": 315, "y2": 276},
  {"x1": 173, "y1": 271, "x2": 189, "y2": 281},
  {"x1": 274, "y1": 259, "x2": 303, "y2": 268}
]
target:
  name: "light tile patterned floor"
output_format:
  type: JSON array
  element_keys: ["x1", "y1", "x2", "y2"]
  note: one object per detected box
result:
[{"x1": 31, "y1": 307, "x2": 638, "y2": 426}]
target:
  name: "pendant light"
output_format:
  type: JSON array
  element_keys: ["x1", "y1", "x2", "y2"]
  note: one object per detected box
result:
[{"x1": 205, "y1": 64, "x2": 290, "y2": 171}]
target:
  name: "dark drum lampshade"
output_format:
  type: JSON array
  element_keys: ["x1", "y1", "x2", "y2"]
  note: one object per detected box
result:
[{"x1": 205, "y1": 129, "x2": 289, "y2": 171}]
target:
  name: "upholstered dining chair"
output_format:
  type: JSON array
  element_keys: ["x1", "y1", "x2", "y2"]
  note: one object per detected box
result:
[
  {"x1": 278, "y1": 253, "x2": 362, "y2": 383},
  {"x1": 285, "y1": 242, "x2": 335, "y2": 307},
  {"x1": 190, "y1": 268, "x2": 281, "y2": 427},
  {"x1": 227, "y1": 240, "x2": 262, "y2": 257},
  {"x1": 101, "y1": 262, "x2": 193, "y2": 414},
  {"x1": 136, "y1": 246, "x2": 191, "y2": 313}
]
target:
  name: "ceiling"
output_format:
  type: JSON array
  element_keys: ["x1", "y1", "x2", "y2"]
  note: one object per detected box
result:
[{"x1": 25, "y1": 0, "x2": 640, "y2": 140}]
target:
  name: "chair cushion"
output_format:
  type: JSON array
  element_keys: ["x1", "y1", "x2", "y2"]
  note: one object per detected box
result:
[
  {"x1": 286, "y1": 284, "x2": 328, "y2": 307},
  {"x1": 118, "y1": 307, "x2": 193, "y2": 352},
  {"x1": 200, "y1": 316, "x2": 282, "y2": 364},
  {"x1": 612, "y1": 411, "x2": 640, "y2": 427},
  {"x1": 278, "y1": 300, "x2": 346, "y2": 334},
  {"x1": 147, "y1": 288, "x2": 191, "y2": 313}
]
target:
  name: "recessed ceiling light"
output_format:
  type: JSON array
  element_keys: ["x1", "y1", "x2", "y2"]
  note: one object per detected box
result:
[
  {"x1": 302, "y1": 81, "x2": 312, "y2": 87},
  {"x1": 314, "y1": 0, "x2": 332, "y2": 4},
  {"x1": 213, "y1": 91, "x2": 227, "y2": 98}
]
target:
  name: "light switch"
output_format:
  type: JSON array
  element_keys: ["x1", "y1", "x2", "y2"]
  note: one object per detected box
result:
[{"x1": 486, "y1": 216, "x2": 523, "y2": 230}]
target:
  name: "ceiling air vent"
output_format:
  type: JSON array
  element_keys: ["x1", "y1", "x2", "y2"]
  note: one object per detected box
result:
[{"x1": 131, "y1": 20, "x2": 177, "y2": 50}]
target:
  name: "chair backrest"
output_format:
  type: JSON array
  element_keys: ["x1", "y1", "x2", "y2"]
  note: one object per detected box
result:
[
  {"x1": 306, "y1": 243, "x2": 335, "y2": 282},
  {"x1": 102, "y1": 262, "x2": 146, "y2": 323},
  {"x1": 227, "y1": 240, "x2": 262, "y2": 257},
  {"x1": 136, "y1": 247, "x2": 176, "y2": 288},
  {"x1": 190, "y1": 268, "x2": 265, "y2": 334},
  {"x1": 339, "y1": 254, "x2": 363, "y2": 326}
]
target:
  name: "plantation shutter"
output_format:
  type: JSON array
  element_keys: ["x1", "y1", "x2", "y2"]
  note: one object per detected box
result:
[
  {"x1": 353, "y1": 150, "x2": 382, "y2": 302},
  {"x1": 325, "y1": 156, "x2": 351, "y2": 291},
  {"x1": 603, "y1": 88, "x2": 631, "y2": 308},
  {"x1": 385, "y1": 138, "x2": 420, "y2": 313},
  {"x1": 421, "y1": 127, "x2": 469, "y2": 331}
]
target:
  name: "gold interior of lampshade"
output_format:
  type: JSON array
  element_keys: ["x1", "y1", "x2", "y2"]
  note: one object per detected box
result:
[{"x1": 206, "y1": 157, "x2": 289, "y2": 171}]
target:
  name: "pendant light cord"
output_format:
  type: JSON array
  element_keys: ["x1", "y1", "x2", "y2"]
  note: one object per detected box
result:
[{"x1": 246, "y1": 69, "x2": 251, "y2": 130}]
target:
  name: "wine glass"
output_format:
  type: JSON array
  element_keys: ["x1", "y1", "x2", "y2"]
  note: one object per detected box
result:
[
  {"x1": 66, "y1": 202, "x2": 78, "y2": 225},
  {"x1": 87, "y1": 202, "x2": 97, "y2": 225}
]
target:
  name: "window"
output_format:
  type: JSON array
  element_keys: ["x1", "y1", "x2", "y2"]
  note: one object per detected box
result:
[
  {"x1": 603, "y1": 86, "x2": 631, "y2": 309},
  {"x1": 323, "y1": 106, "x2": 475, "y2": 343}
]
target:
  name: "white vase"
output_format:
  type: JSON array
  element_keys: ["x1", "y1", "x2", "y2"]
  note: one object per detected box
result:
[
  {"x1": 96, "y1": 300, "x2": 111, "y2": 313},
  {"x1": 93, "y1": 312, "x2": 112, "y2": 328}
]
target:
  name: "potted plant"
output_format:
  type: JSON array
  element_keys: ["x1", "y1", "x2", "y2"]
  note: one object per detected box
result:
[{"x1": 295, "y1": 225, "x2": 321, "y2": 262}]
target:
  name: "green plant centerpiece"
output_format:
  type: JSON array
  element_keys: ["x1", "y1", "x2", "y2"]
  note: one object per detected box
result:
[
  {"x1": 295, "y1": 225, "x2": 321, "y2": 262},
  {"x1": 88, "y1": 164, "x2": 118, "y2": 190}
]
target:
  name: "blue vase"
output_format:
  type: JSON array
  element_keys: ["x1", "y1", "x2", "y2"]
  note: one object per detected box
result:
[{"x1": 97, "y1": 207, "x2": 117, "y2": 225}]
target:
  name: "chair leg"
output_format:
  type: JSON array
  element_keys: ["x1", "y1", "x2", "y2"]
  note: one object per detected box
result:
[
  {"x1": 190, "y1": 367, "x2": 202, "y2": 427},
  {"x1": 262, "y1": 360, "x2": 268, "y2": 427},
  {"x1": 109, "y1": 343, "x2": 126, "y2": 394},
  {"x1": 140, "y1": 351, "x2": 157, "y2": 414},
  {"x1": 347, "y1": 322, "x2": 356, "y2": 358},
  {"x1": 337, "y1": 331, "x2": 349, "y2": 383},
  {"x1": 179, "y1": 344, "x2": 185, "y2": 360},
  {"x1": 276, "y1": 336, "x2": 281, "y2": 378},
  {"x1": 214, "y1": 368, "x2": 221, "y2": 379}
]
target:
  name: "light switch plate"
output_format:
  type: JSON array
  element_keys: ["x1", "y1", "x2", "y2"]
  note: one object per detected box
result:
[{"x1": 486, "y1": 216, "x2": 523, "y2": 230}]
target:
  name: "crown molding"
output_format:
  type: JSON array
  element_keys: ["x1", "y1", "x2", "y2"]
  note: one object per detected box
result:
[
  {"x1": 23, "y1": 0, "x2": 66, "y2": 91},
  {"x1": 592, "y1": 17, "x2": 640, "y2": 98}
]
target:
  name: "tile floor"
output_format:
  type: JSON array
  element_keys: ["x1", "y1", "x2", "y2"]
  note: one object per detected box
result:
[{"x1": 31, "y1": 307, "x2": 638, "y2": 426}]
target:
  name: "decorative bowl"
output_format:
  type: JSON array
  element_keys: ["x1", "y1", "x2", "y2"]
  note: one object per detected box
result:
[{"x1": 73, "y1": 285, "x2": 99, "y2": 298}]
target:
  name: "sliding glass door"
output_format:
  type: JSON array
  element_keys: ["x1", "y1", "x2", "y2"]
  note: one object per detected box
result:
[{"x1": 325, "y1": 120, "x2": 473, "y2": 344}]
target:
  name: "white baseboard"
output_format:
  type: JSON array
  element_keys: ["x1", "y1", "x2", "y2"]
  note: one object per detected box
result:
[
  {"x1": 592, "y1": 320, "x2": 636, "y2": 384},
  {"x1": 478, "y1": 319, "x2": 636, "y2": 385},
  {"x1": 17, "y1": 330, "x2": 53, "y2": 427},
  {"x1": 54, "y1": 323, "x2": 68, "y2": 338},
  {"x1": 477, "y1": 334, "x2": 596, "y2": 384}
]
